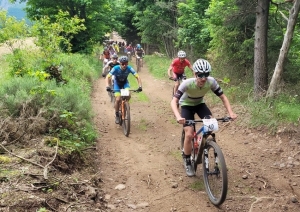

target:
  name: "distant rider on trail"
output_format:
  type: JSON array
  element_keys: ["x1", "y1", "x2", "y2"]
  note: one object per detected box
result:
[{"x1": 167, "y1": 50, "x2": 193, "y2": 95}]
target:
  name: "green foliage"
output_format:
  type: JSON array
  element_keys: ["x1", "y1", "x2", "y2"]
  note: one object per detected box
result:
[
  {"x1": 177, "y1": 0, "x2": 211, "y2": 57},
  {"x1": 143, "y1": 55, "x2": 170, "y2": 79},
  {"x1": 31, "y1": 10, "x2": 86, "y2": 55},
  {"x1": 0, "y1": 10, "x2": 29, "y2": 49},
  {"x1": 0, "y1": 52, "x2": 99, "y2": 153},
  {"x1": 127, "y1": 65, "x2": 149, "y2": 102},
  {"x1": 12, "y1": 0, "x2": 116, "y2": 53},
  {"x1": 206, "y1": 0, "x2": 255, "y2": 81}
]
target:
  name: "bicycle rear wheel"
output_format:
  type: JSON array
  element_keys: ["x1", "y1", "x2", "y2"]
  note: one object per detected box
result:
[
  {"x1": 137, "y1": 59, "x2": 140, "y2": 72},
  {"x1": 202, "y1": 139, "x2": 228, "y2": 206},
  {"x1": 122, "y1": 102, "x2": 131, "y2": 136}
]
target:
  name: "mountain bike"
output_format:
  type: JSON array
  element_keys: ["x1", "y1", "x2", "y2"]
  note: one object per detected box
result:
[
  {"x1": 127, "y1": 51, "x2": 132, "y2": 61},
  {"x1": 180, "y1": 117, "x2": 231, "y2": 206},
  {"x1": 136, "y1": 55, "x2": 144, "y2": 72},
  {"x1": 109, "y1": 88, "x2": 141, "y2": 136}
]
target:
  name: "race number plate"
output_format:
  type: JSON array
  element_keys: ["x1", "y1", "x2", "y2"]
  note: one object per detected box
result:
[
  {"x1": 203, "y1": 118, "x2": 219, "y2": 132},
  {"x1": 120, "y1": 89, "x2": 130, "y2": 96}
]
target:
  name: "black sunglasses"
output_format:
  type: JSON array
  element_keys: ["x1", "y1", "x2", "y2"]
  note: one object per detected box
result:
[{"x1": 196, "y1": 72, "x2": 210, "y2": 78}]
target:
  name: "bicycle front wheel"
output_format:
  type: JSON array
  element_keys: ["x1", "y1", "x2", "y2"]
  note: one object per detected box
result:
[
  {"x1": 180, "y1": 129, "x2": 185, "y2": 155},
  {"x1": 202, "y1": 139, "x2": 228, "y2": 206},
  {"x1": 122, "y1": 102, "x2": 131, "y2": 136}
]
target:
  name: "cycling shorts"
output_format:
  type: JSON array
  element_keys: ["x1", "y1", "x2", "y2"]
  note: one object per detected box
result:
[
  {"x1": 181, "y1": 103, "x2": 212, "y2": 127},
  {"x1": 113, "y1": 80, "x2": 130, "y2": 97}
]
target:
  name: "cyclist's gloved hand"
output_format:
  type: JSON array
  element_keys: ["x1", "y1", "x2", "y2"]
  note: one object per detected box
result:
[
  {"x1": 137, "y1": 86, "x2": 142, "y2": 92},
  {"x1": 106, "y1": 86, "x2": 111, "y2": 92}
]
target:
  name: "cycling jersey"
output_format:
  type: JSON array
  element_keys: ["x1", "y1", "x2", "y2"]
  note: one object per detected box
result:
[
  {"x1": 105, "y1": 61, "x2": 120, "y2": 70},
  {"x1": 136, "y1": 48, "x2": 144, "y2": 57},
  {"x1": 170, "y1": 58, "x2": 191, "y2": 74},
  {"x1": 103, "y1": 50, "x2": 110, "y2": 59},
  {"x1": 126, "y1": 46, "x2": 133, "y2": 52},
  {"x1": 174, "y1": 77, "x2": 223, "y2": 106},
  {"x1": 108, "y1": 65, "x2": 139, "y2": 84}
]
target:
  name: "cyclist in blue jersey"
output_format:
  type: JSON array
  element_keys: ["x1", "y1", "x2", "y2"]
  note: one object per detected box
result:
[
  {"x1": 106, "y1": 56, "x2": 142, "y2": 124},
  {"x1": 171, "y1": 58, "x2": 237, "y2": 177}
]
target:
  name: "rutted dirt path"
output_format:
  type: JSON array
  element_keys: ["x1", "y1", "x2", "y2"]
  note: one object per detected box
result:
[{"x1": 91, "y1": 45, "x2": 300, "y2": 211}]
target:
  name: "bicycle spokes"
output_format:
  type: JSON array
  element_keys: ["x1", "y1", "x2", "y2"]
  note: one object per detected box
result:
[{"x1": 203, "y1": 141, "x2": 228, "y2": 206}]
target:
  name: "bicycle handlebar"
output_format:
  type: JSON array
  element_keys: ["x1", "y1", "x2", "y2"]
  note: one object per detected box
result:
[
  {"x1": 169, "y1": 76, "x2": 186, "y2": 82},
  {"x1": 109, "y1": 89, "x2": 142, "y2": 93},
  {"x1": 184, "y1": 117, "x2": 232, "y2": 125}
]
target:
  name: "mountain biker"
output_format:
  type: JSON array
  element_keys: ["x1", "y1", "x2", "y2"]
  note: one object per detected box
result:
[
  {"x1": 105, "y1": 56, "x2": 143, "y2": 124},
  {"x1": 168, "y1": 50, "x2": 194, "y2": 95},
  {"x1": 113, "y1": 42, "x2": 119, "y2": 53},
  {"x1": 135, "y1": 44, "x2": 145, "y2": 66},
  {"x1": 108, "y1": 44, "x2": 116, "y2": 55},
  {"x1": 99, "y1": 47, "x2": 111, "y2": 67},
  {"x1": 102, "y1": 53, "x2": 120, "y2": 78},
  {"x1": 170, "y1": 58, "x2": 238, "y2": 177},
  {"x1": 126, "y1": 44, "x2": 134, "y2": 60}
]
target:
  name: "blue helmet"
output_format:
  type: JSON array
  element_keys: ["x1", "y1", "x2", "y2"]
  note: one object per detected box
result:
[{"x1": 136, "y1": 44, "x2": 141, "y2": 49}]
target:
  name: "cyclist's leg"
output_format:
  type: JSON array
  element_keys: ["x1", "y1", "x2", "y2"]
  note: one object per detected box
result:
[
  {"x1": 173, "y1": 72, "x2": 180, "y2": 94},
  {"x1": 181, "y1": 106, "x2": 196, "y2": 176},
  {"x1": 181, "y1": 106, "x2": 195, "y2": 155},
  {"x1": 113, "y1": 81, "x2": 121, "y2": 113}
]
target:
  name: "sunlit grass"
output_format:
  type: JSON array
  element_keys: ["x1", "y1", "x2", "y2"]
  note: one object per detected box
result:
[
  {"x1": 138, "y1": 118, "x2": 148, "y2": 131},
  {"x1": 169, "y1": 150, "x2": 182, "y2": 161},
  {"x1": 189, "y1": 180, "x2": 205, "y2": 191},
  {"x1": 127, "y1": 73, "x2": 149, "y2": 102},
  {"x1": 0, "y1": 56, "x2": 10, "y2": 83},
  {"x1": 143, "y1": 55, "x2": 169, "y2": 79}
]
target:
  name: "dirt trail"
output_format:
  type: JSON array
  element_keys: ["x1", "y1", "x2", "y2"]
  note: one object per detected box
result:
[{"x1": 91, "y1": 48, "x2": 300, "y2": 211}]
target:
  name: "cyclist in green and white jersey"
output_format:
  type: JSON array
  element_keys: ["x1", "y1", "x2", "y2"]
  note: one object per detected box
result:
[{"x1": 171, "y1": 58, "x2": 238, "y2": 177}]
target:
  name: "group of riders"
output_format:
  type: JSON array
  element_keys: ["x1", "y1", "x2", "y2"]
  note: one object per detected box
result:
[
  {"x1": 100, "y1": 41, "x2": 145, "y2": 78},
  {"x1": 100, "y1": 46, "x2": 238, "y2": 177}
]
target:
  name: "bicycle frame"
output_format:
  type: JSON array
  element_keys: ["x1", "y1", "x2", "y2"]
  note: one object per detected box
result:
[
  {"x1": 109, "y1": 89, "x2": 140, "y2": 136},
  {"x1": 182, "y1": 117, "x2": 231, "y2": 206}
]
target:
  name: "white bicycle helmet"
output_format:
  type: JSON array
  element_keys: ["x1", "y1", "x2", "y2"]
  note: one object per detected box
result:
[
  {"x1": 177, "y1": 50, "x2": 186, "y2": 58},
  {"x1": 193, "y1": 59, "x2": 211, "y2": 73}
]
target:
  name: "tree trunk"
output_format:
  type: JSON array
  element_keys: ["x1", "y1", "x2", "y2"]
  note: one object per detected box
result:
[
  {"x1": 267, "y1": 0, "x2": 300, "y2": 98},
  {"x1": 253, "y1": 0, "x2": 269, "y2": 100}
]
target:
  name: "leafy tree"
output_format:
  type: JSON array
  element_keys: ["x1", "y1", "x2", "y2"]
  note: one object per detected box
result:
[
  {"x1": 267, "y1": 0, "x2": 300, "y2": 97},
  {"x1": 12, "y1": 0, "x2": 117, "y2": 53},
  {"x1": 177, "y1": 0, "x2": 211, "y2": 59},
  {"x1": 206, "y1": 0, "x2": 256, "y2": 79},
  {"x1": 0, "y1": 10, "x2": 29, "y2": 52}
]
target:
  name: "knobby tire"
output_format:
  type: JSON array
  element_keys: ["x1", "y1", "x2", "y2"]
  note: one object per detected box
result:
[
  {"x1": 202, "y1": 139, "x2": 228, "y2": 206},
  {"x1": 122, "y1": 102, "x2": 131, "y2": 136}
]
